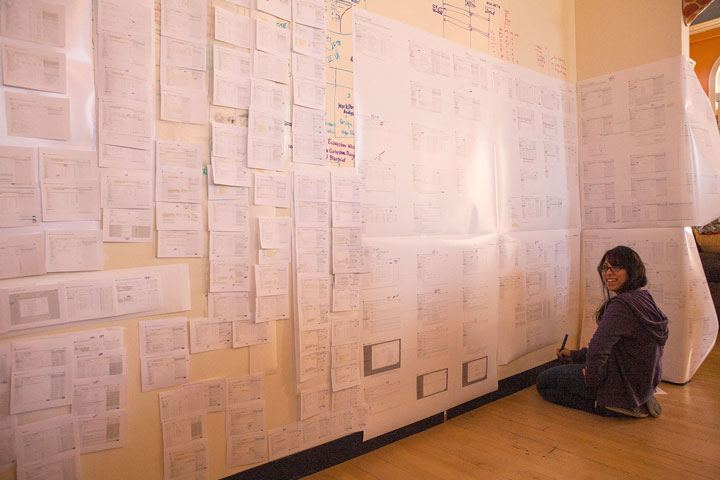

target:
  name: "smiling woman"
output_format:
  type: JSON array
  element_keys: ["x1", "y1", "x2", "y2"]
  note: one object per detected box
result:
[{"x1": 536, "y1": 246, "x2": 669, "y2": 418}]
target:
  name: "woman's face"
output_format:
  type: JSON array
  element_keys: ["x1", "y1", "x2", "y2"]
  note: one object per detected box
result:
[{"x1": 601, "y1": 260, "x2": 627, "y2": 292}]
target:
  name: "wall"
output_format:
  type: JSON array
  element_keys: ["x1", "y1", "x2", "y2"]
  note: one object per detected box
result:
[
  {"x1": 575, "y1": 0, "x2": 687, "y2": 81},
  {"x1": 690, "y1": 23, "x2": 720, "y2": 95}
]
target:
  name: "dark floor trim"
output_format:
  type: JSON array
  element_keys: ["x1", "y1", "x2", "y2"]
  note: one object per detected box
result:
[{"x1": 225, "y1": 359, "x2": 556, "y2": 480}]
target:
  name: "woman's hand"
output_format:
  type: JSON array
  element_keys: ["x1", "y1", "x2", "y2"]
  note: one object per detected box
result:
[{"x1": 556, "y1": 348, "x2": 573, "y2": 363}]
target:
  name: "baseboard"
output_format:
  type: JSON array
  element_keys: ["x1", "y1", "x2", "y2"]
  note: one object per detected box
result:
[{"x1": 225, "y1": 359, "x2": 555, "y2": 480}]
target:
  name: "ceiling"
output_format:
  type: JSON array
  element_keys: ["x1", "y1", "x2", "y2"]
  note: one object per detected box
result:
[{"x1": 692, "y1": 1, "x2": 720, "y2": 24}]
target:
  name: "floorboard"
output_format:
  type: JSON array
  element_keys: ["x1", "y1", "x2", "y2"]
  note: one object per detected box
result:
[{"x1": 304, "y1": 343, "x2": 720, "y2": 480}]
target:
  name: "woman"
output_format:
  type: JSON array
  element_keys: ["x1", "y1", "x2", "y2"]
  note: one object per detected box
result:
[{"x1": 536, "y1": 245, "x2": 669, "y2": 418}]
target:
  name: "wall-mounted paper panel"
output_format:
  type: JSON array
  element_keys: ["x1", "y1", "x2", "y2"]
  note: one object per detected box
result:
[
  {"x1": 359, "y1": 234, "x2": 499, "y2": 440},
  {"x1": 578, "y1": 56, "x2": 720, "y2": 228},
  {"x1": 580, "y1": 228, "x2": 717, "y2": 384},
  {"x1": 496, "y1": 229, "x2": 581, "y2": 365}
]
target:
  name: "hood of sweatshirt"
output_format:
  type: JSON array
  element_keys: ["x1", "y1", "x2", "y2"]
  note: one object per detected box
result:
[{"x1": 613, "y1": 289, "x2": 669, "y2": 346}]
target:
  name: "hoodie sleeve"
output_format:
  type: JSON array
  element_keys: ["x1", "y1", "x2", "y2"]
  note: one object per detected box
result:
[
  {"x1": 584, "y1": 299, "x2": 637, "y2": 388},
  {"x1": 570, "y1": 348, "x2": 587, "y2": 363}
]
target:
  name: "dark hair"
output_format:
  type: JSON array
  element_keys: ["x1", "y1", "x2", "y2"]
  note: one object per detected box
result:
[{"x1": 594, "y1": 245, "x2": 647, "y2": 322}]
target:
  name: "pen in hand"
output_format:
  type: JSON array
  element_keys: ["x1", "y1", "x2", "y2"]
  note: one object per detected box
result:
[{"x1": 560, "y1": 333, "x2": 568, "y2": 351}]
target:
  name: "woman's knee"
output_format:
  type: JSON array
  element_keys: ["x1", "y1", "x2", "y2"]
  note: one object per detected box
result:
[{"x1": 536, "y1": 368, "x2": 554, "y2": 395}]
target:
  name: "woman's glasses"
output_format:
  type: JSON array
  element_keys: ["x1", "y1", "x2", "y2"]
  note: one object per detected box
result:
[{"x1": 600, "y1": 264, "x2": 623, "y2": 273}]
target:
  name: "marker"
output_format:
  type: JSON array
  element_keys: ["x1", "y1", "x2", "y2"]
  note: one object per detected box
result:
[{"x1": 560, "y1": 334, "x2": 568, "y2": 351}]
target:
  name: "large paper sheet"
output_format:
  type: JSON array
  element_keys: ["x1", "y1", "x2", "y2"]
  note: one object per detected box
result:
[
  {"x1": 355, "y1": 10, "x2": 578, "y2": 237},
  {"x1": 358, "y1": 235, "x2": 499, "y2": 439},
  {"x1": 581, "y1": 228, "x2": 718, "y2": 383},
  {"x1": 496, "y1": 229, "x2": 581, "y2": 364},
  {"x1": 578, "y1": 56, "x2": 720, "y2": 228}
]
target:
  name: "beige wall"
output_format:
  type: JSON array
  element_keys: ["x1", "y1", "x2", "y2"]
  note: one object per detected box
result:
[{"x1": 575, "y1": 0, "x2": 688, "y2": 81}]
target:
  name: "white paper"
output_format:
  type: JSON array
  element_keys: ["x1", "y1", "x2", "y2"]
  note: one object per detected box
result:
[
  {"x1": 292, "y1": 105, "x2": 325, "y2": 165},
  {"x1": 189, "y1": 317, "x2": 233, "y2": 353},
  {"x1": 250, "y1": 78, "x2": 288, "y2": 117},
  {"x1": 255, "y1": 294, "x2": 290, "y2": 322},
  {"x1": 15, "y1": 415, "x2": 77, "y2": 465},
  {"x1": 226, "y1": 399, "x2": 265, "y2": 436},
  {"x1": 161, "y1": 0, "x2": 207, "y2": 43},
  {"x1": 292, "y1": 23, "x2": 324, "y2": 59},
  {"x1": 253, "y1": 49, "x2": 289, "y2": 84},
  {"x1": 207, "y1": 292, "x2": 250, "y2": 321},
  {"x1": 158, "y1": 230, "x2": 205, "y2": 258},
  {"x1": 332, "y1": 274, "x2": 361, "y2": 312},
  {"x1": 2, "y1": 44, "x2": 66, "y2": 93},
  {"x1": 161, "y1": 413, "x2": 206, "y2": 448},
  {"x1": 160, "y1": 36, "x2": 206, "y2": 71},
  {"x1": 0, "y1": 283, "x2": 67, "y2": 333},
  {"x1": 155, "y1": 165, "x2": 202, "y2": 204},
  {"x1": 0, "y1": 145, "x2": 36, "y2": 187},
  {"x1": 156, "y1": 202, "x2": 203, "y2": 231},
  {"x1": 41, "y1": 182, "x2": 100, "y2": 222},
  {"x1": 77, "y1": 410, "x2": 125, "y2": 453},
  {"x1": 74, "y1": 350, "x2": 125, "y2": 378},
  {"x1": 39, "y1": 148, "x2": 100, "y2": 221},
  {"x1": 268, "y1": 423, "x2": 302, "y2": 459},
  {"x1": 70, "y1": 327, "x2": 123, "y2": 355},
  {"x1": 160, "y1": 86, "x2": 208, "y2": 125},
  {"x1": 258, "y1": 247, "x2": 291, "y2": 265},
  {"x1": 163, "y1": 439, "x2": 208, "y2": 480},
  {"x1": 213, "y1": 45, "x2": 252, "y2": 77},
  {"x1": 160, "y1": 64, "x2": 206, "y2": 92},
  {"x1": 209, "y1": 257, "x2": 250, "y2": 292},
  {"x1": 45, "y1": 229, "x2": 103, "y2": 272},
  {"x1": 214, "y1": 7, "x2": 252, "y2": 48},
  {"x1": 100, "y1": 169, "x2": 153, "y2": 209},
  {"x1": 16, "y1": 451, "x2": 78, "y2": 480},
  {"x1": 256, "y1": 0, "x2": 291, "y2": 20},
  {"x1": 0, "y1": 0, "x2": 66, "y2": 47},
  {"x1": 156, "y1": 141, "x2": 203, "y2": 169},
  {"x1": 208, "y1": 173, "x2": 249, "y2": 201},
  {"x1": 209, "y1": 231, "x2": 249, "y2": 259},
  {"x1": 0, "y1": 185, "x2": 41, "y2": 227},
  {"x1": 292, "y1": 0, "x2": 325, "y2": 29},
  {"x1": 255, "y1": 19, "x2": 290, "y2": 59},
  {"x1": 254, "y1": 263, "x2": 289, "y2": 296},
  {"x1": 102, "y1": 208, "x2": 153, "y2": 242},
  {"x1": 254, "y1": 172, "x2": 290, "y2": 207},
  {"x1": 213, "y1": 70, "x2": 251, "y2": 109},
  {"x1": 72, "y1": 376, "x2": 126, "y2": 416},
  {"x1": 208, "y1": 199, "x2": 249, "y2": 232},
  {"x1": 211, "y1": 122, "x2": 248, "y2": 161},
  {"x1": 226, "y1": 374, "x2": 264, "y2": 407},
  {"x1": 139, "y1": 317, "x2": 188, "y2": 356},
  {"x1": 0, "y1": 231, "x2": 45, "y2": 279},
  {"x1": 65, "y1": 279, "x2": 118, "y2": 322},
  {"x1": 226, "y1": 431, "x2": 268, "y2": 467},
  {"x1": 5, "y1": 92, "x2": 70, "y2": 140},
  {"x1": 258, "y1": 217, "x2": 292, "y2": 249},
  {"x1": 195, "y1": 378, "x2": 225, "y2": 413},
  {"x1": 140, "y1": 351, "x2": 189, "y2": 392},
  {"x1": 99, "y1": 144, "x2": 152, "y2": 171},
  {"x1": 99, "y1": 98, "x2": 152, "y2": 151},
  {"x1": 114, "y1": 271, "x2": 162, "y2": 316},
  {"x1": 232, "y1": 318, "x2": 269, "y2": 347},
  {"x1": 248, "y1": 111, "x2": 287, "y2": 171},
  {"x1": 159, "y1": 383, "x2": 205, "y2": 422},
  {"x1": 293, "y1": 77, "x2": 325, "y2": 111}
]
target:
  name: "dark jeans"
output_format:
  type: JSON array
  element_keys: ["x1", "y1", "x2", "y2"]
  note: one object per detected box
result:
[{"x1": 536, "y1": 363, "x2": 620, "y2": 417}]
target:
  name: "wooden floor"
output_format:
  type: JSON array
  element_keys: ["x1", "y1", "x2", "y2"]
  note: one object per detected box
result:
[{"x1": 306, "y1": 344, "x2": 720, "y2": 480}]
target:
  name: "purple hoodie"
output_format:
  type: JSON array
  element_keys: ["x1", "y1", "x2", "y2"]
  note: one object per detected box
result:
[{"x1": 571, "y1": 289, "x2": 669, "y2": 410}]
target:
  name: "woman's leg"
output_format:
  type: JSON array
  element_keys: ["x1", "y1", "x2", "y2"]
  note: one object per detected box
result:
[{"x1": 536, "y1": 364, "x2": 598, "y2": 414}]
